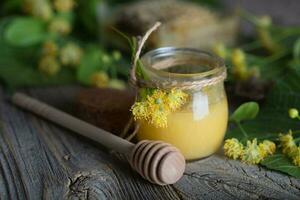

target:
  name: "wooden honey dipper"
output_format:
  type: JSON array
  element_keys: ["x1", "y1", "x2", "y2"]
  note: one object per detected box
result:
[{"x1": 12, "y1": 93, "x2": 185, "y2": 185}]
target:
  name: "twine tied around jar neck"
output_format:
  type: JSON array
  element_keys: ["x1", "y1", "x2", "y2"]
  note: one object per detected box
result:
[{"x1": 129, "y1": 22, "x2": 227, "y2": 90}]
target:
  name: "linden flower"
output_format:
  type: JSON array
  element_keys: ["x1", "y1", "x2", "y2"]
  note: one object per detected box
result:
[
  {"x1": 131, "y1": 102, "x2": 149, "y2": 121},
  {"x1": 256, "y1": 16, "x2": 280, "y2": 53},
  {"x1": 147, "y1": 90, "x2": 169, "y2": 110},
  {"x1": 279, "y1": 130, "x2": 297, "y2": 156},
  {"x1": 60, "y1": 43, "x2": 83, "y2": 67},
  {"x1": 241, "y1": 139, "x2": 263, "y2": 164},
  {"x1": 48, "y1": 18, "x2": 71, "y2": 35},
  {"x1": 213, "y1": 42, "x2": 227, "y2": 59},
  {"x1": 147, "y1": 90, "x2": 170, "y2": 128},
  {"x1": 38, "y1": 56, "x2": 61, "y2": 76},
  {"x1": 108, "y1": 79, "x2": 126, "y2": 90},
  {"x1": 232, "y1": 49, "x2": 246, "y2": 69},
  {"x1": 223, "y1": 138, "x2": 244, "y2": 160},
  {"x1": 147, "y1": 90, "x2": 168, "y2": 107},
  {"x1": 231, "y1": 49, "x2": 248, "y2": 81},
  {"x1": 54, "y1": 0, "x2": 75, "y2": 12},
  {"x1": 167, "y1": 89, "x2": 188, "y2": 111},
  {"x1": 149, "y1": 107, "x2": 168, "y2": 128},
  {"x1": 42, "y1": 41, "x2": 58, "y2": 56},
  {"x1": 257, "y1": 28, "x2": 279, "y2": 53},
  {"x1": 292, "y1": 147, "x2": 300, "y2": 167},
  {"x1": 90, "y1": 72, "x2": 109, "y2": 88},
  {"x1": 131, "y1": 95, "x2": 170, "y2": 128},
  {"x1": 23, "y1": 0, "x2": 53, "y2": 21},
  {"x1": 131, "y1": 89, "x2": 188, "y2": 128},
  {"x1": 259, "y1": 140, "x2": 276, "y2": 158}
]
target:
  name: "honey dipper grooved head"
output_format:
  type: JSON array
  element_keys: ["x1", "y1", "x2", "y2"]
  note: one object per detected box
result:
[{"x1": 130, "y1": 140, "x2": 185, "y2": 185}]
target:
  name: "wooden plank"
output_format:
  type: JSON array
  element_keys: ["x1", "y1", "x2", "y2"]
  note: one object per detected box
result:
[{"x1": 0, "y1": 86, "x2": 300, "y2": 199}]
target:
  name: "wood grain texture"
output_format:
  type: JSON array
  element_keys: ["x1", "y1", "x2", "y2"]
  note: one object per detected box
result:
[{"x1": 0, "y1": 86, "x2": 300, "y2": 200}]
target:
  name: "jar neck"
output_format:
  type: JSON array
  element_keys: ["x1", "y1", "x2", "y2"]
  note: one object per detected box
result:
[{"x1": 140, "y1": 47, "x2": 226, "y2": 84}]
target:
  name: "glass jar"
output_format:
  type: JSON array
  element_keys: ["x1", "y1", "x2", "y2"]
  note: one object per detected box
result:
[{"x1": 136, "y1": 47, "x2": 228, "y2": 161}]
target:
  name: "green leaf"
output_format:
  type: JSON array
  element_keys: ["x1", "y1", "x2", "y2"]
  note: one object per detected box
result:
[
  {"x1": 0, "y1": 61, "x2": 75, "y2": 89},
  {"x1": 293, "y1": 38, "x2": 300, "y2": 61},
  {"x1": 76, "y1": 0, "x2": 101, "y2": 36},
  {"x1": 261, "y1": 154, "x2": 300, "y2": 178},
  {"x1": 4, "y1": 17, "x2": 48, "y2": 46},
  {"x1": 77, "y1": 47, "x2": 103, "y2": 85},
  {"x1": 229, "y1": 102, "x2": 259, "y2": 123}
]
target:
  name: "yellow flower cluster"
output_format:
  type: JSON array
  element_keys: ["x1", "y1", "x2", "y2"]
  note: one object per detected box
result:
[
  {"x1": 131, "y1": 89, "x2": 188, "y2": 128},
  {"x1": 48, "y1": 18, "x2": 72, "y2": 36},
  {"x1": 223, "y1": 138, "x2": 243, "y2": 159},
  {"x1": 279, "y1": 130, "x2": 296, "y2": 156},
  {"x1": 279, "y1": 130, "x2": 300, "y2": 166},
  {"x1": 259, "y1": 140, "x2": 276, "y2": 158},
  {"x1": 54, "y1": 0, "x2": 75, "y2": 12},
  {"x1": 256, "y1": 15, "x2": 280, "y2": 54},
  {"x1": 42, "y1": 41, "x2": 58, "y2": 56},
  {"x1": 216, "y1": 48, "x2": 259, "y2": 82},
  {"x1": 23, "y1": 0, "x2": 82, "y2": 76},
  {"x1": 292, "y1": 148, "x2": 300, "y2": 167},
  {"x1": 212, "y1": 42, "x2": 227, "y2": 59},
  {"x1": 39, "y1": 41, "x2": 83, "y2": 76},
  {"x1": 60, "y1": 43, "x2": 83, "y2": 67},
  {"x1": 23, "y1": 0, "x2": 53, "y2": 21},
  {"x1": 231, "y1": 49, "x2": 251, "y2": 81},
  {"x1": 38, "y1": 56, "x2": 60, "y2": 76},
  {"x1": 90, "y1": 72, "x2": 109, "y2": 88},
  {"x1": 23, "y1": 0, "x2": 75, "y2": 19},
  {"x1": 224, "y1": 138, "x2": 276, "y2": 164},
  {"x1": 90, "y1": 72, "x2": 126, "y2": 90},
  {"x1": 242, "y1": 139, "x2": 262, "y2": 164}
]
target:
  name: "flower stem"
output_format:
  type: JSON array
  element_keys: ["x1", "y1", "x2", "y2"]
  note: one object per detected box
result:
[{"x1": 236, "y1": 121, "x2": 249, "y2": 139}]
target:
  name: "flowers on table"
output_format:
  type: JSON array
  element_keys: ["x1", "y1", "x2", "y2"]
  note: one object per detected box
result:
[
  {"x1": 225, "y1": 106, "x2": 300, "y2": 167},
  {"x1": 259, "y1": 140, "x2": 276, "y2": 158},
  {"x1": 279, "y1": 130, "x2": 296, "y2": 156},
  {"x1": 279, "y1": 130, "x2": 300, "y2": 167},
  {"x1": 225, "y1": 129, "x2": 300, "y2": 167},
  {"x1": 224, "y1": 138, "x2": 276, "y2": 164},
  {"x1": 223, "y1": 138, "x2": 243, "y2": 160}
]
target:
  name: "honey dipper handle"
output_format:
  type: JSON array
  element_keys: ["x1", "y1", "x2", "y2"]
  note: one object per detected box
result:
[{"x1": 12, "y1": 93, "x2": 134, "y2": 154}]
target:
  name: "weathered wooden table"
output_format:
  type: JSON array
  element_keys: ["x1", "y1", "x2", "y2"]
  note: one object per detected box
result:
[{"x1": 0, "y1": 86, "x2": 300, "y2": 199}]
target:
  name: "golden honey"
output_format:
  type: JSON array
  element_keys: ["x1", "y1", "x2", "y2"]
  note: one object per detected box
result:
[{"x1": 137, "y1": 97, "x2": 228, "y2": 160}]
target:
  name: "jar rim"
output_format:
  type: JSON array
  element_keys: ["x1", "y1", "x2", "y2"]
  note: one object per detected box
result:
[{"x1": 140, "y1": 47, "x2": 225, "y2": 79}]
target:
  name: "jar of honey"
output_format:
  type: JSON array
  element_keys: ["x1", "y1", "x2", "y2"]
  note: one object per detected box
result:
[{"x1": 133, "y1": 47, "x2": 228, "y2": 160}]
